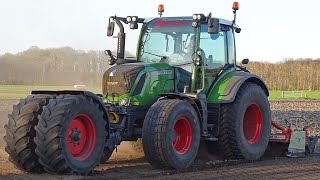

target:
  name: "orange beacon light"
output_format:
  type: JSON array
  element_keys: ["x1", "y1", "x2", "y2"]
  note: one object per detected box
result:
[{"x1": 158, "y1": 4, "x2": 164, "y2": 17}]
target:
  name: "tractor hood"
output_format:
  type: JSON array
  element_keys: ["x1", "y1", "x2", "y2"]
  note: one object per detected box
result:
[
  {"x1": 103, "y1": 62, "x2": 174, "y2": 96},
  {"x1": 103, "y1": 63, "x2": 144, "y2": 96}
]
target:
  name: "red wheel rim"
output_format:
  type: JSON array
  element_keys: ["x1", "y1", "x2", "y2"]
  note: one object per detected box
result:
[
  {"x1": 66, "y1": 114, "x2": 96, "y2": 161},
  {"x1": 173, "y1": 117, "x2": 192, "y2": 155},
  {"x1": 243, "y1": 104, "x2": 262, "y2": 144}
]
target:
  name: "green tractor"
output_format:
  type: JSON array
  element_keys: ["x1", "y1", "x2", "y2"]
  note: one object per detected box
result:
[{"x1": 4, "y1": 2, "x2": 271, "y2": 174}]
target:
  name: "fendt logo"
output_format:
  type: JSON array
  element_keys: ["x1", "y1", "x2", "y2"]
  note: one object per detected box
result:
[
  {"x1": 153, "y1": 19, "x2": 188, "y2": 27},
  {"x1": 109, "y1": 69, "x2": 118, "y2": 76}
]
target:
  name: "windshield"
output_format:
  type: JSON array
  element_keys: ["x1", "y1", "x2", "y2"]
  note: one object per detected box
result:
[{"x1": 139, "y1": 19, "x2": 195, "y2": 67}]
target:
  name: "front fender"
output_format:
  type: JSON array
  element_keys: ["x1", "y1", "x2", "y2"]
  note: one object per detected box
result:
[
  {"x1": 207, "y1": 71, "x2": 269, "y2": 103},
  {"x1": 32, "y1": 90, "x2": 110, "y2": 136}
]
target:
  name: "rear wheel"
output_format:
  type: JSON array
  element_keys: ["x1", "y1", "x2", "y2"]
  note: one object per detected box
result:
[
  {"x1": 142, "y1": 99, "x2": 200, "y2": 169},
  {"x1": 218, "y1": 82, "x2": 271, "y2": 160},
  {"x1": 34, "y1": 95, "x2": 107, "y2": 175},
  {"x1": 4, "y1": 95, "x2": 52, "y2": 173}
]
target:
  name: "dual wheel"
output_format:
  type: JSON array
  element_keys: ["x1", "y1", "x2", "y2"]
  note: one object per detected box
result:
[{"x1": 4, "y1": 95, "x2": 109, "y2": 175}]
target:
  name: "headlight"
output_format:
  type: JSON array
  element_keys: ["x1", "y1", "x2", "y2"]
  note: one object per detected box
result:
[
  {"x1": 132, "y1": 16, "x2": 137, "y2": 22},
  {"x1": 126, "y1": 16, "x2": 132, "y2": 23},
  {"x1": 197, "y1": 14, "x2": 201, "y2": 20},
  {"x1": 119, "y1": 98, "x2": 129, "y2": 106},
  {"x1": 192, "y1": 21, "x2": 198, "y2": 28},
  {"x1": 192, "y1": 14, "x2": 197, "y2": 20},
  {"x1": 197, "y1": 50, "x2": 202, "y2": 56}
]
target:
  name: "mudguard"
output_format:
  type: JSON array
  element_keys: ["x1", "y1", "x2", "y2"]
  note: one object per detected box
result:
[
  {"x1": 207, "y1": 71, "x2": 269, "y2": 104},
  {"x1": 31, "y1": 90, "x2": 110, "y2": 135}
]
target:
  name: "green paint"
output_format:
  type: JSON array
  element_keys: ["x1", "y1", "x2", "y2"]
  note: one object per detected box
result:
[
  {"x1": 207, "y1": 68, "x2": 235, "y2": 103},
  {"x1": 104, "y1": 62, "x2": 175, "y2": 106},
  {"x1": 130, "y1": 63, "x2": 174, "y2": 106}
]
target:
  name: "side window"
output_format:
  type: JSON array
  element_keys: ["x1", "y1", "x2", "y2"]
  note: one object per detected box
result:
[
  {"x1": 227, "y1": 30, "x2": 236, "y2": 64},
  {"x1": 199, "y1": 25, "x2": 227, "y2": 87},
  {"x1": 199, "y1": 31, "x2": 227, "y2": 71}
]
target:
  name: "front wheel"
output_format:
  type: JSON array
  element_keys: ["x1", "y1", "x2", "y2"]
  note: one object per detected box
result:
[
  {"x1": 34, "y1": 95, "x2": 107, "y2": 175},
  {"x1": 4, "y1": 95, "x2": 52, "y2": 173},
  {"x1": 142, "y1": 99, "x2": 200, "y2": 169}
]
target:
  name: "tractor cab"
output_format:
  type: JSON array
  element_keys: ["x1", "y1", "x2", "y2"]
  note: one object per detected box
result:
[
  {"x1": 137, "y1": 16, "x2": 239, "y2": 93},
  {"x1": 105, "y1": 5, "x2": 241, "y2": 96}
]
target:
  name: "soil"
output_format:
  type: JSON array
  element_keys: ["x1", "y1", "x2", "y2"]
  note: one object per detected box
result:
[{"x1": 0, "y1": 99, "x2": 319, "y2": 179}]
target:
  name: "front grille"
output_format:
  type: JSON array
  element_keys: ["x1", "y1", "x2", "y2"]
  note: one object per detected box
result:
[{"x1": 103, "y1": 64, "x2": 144, "y2": 96}]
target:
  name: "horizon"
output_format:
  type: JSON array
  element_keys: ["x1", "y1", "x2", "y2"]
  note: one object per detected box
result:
[{"x1": 2, "y1": 46, "x2": 320, "y2": 64}]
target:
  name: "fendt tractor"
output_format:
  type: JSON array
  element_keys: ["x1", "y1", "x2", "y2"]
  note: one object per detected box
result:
[{"x1": 4, "y1": 3, "x2": 273, "y2": 175}]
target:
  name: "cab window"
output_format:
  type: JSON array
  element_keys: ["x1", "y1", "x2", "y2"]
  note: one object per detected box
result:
[{"x1": 200, "y1": 24, "x2": 227, "y2": 85}]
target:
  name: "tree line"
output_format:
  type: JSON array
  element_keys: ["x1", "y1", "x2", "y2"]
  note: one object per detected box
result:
[
  {"x1": 0, "y1": 47, "x2": 114, "y2": 87},
  {"x1": 247, "y1": 59, "x2": 320, "y2": 91},
  {"x1": 0, "y1": 47, "x2": 319, "y2": 90}
]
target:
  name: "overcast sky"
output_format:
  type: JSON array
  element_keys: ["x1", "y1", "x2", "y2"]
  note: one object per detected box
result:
[{"x1": 0, "y1": 0, "x2": 319, "y2": 62}]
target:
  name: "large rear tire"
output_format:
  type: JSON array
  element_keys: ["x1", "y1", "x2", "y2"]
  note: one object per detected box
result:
[
  {"x1": 34, "y1": 95, "x2": 107, "y2": 175},
  {"x1": 218, "y1": 82, "x2": 271, "y2": 160},
  {"x1": 4, "y1": 95, "x2": 52, "y2": 173},
  {"x1": 142, "y1": 99, "x2": 200, "y2": 169}
]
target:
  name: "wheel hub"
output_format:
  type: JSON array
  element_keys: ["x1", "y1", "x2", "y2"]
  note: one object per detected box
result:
[
  {"x1": 173, "y1": 117, "x2": 192, "y2": 155},
  {"x1": 66, "y1": 114, "x2": 96, "y2": 161},
  {"x1": 70, "y1": 129, "x2": 81, "y2": 143},
  {"x1": 243, "y1": 104, "x2": 262, "y2": 144}
]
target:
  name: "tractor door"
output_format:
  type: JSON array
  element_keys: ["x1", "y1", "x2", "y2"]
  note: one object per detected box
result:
[{"x1": 199, "y1": 24, "x2": 228, "y2": 88}]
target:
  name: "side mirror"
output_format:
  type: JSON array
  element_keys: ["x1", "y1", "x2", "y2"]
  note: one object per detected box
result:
[
  {"x1": 107, "y1": 21, "x2": 115, "y2": 37},
  {"x1": 208, "y1": 18, "x2": 220, "y2": 34},
  {"x1": 241, "y1": 58, "x2": 249, "y2": 64}
]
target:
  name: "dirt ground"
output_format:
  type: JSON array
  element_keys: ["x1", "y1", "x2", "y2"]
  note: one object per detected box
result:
[{"x1": 0, "y1": 100, "x2": 319, "y2": 179}]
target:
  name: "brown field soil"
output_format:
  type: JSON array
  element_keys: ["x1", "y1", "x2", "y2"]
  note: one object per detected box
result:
[{"x1": 0, "y1": 100, "x2": 319, "y2": 179}]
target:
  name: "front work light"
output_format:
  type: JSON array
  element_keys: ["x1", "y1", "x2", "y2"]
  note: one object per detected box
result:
[
  {"x1": 126, "y1": 16, "x2": 132, "y2": 23},
  {"x1": 126, "y1": 16, "x2": 139, "y2": 29}
]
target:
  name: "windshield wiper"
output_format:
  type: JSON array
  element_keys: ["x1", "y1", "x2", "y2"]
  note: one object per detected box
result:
[{"x1": 143, "y1": 52, "x2": 167, "y2": 59}]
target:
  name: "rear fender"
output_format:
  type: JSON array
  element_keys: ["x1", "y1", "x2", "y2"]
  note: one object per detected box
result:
[{"x1": 207, "y1": 71, "x2": 269, "y2": 104}]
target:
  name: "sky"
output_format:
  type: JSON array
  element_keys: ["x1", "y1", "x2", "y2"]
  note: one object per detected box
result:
[{"x1": 0, "y1": 0, "x2": 320, "y2": 62}]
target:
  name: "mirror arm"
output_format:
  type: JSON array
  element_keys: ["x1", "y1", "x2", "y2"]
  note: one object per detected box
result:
[{"x1": 112, "y1": 17, "x2": 125, "y2": 59}]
